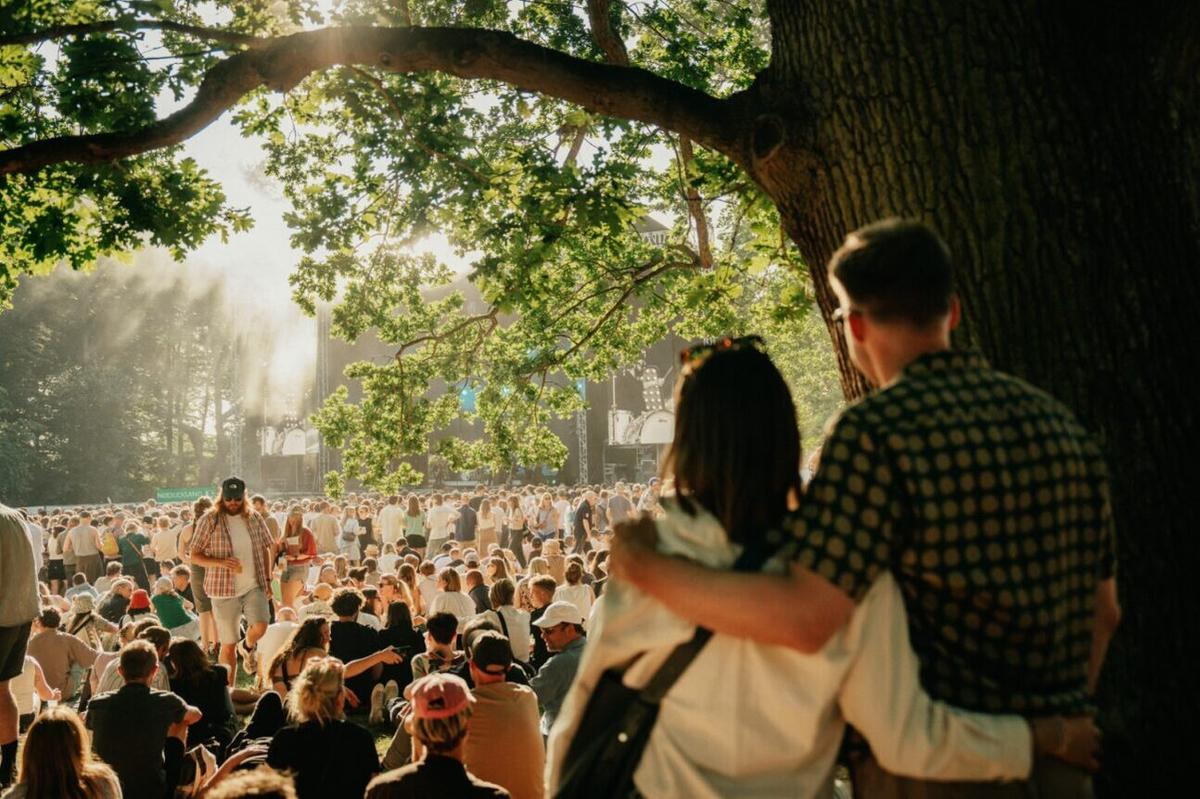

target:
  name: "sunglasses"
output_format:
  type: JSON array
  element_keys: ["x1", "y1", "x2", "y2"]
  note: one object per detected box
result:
[{"x1": 679, "y1": 335, "x2": 765, "y2": 366}]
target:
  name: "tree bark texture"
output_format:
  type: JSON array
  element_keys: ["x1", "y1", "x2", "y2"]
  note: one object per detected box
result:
[{"x1": 753, "y1": 1, "x2": 1199, "y2": 792}]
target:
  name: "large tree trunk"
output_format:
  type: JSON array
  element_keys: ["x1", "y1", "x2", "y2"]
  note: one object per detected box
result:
[{"x1": 753, "y1": 1, "x2": 1199, "y2": 792}]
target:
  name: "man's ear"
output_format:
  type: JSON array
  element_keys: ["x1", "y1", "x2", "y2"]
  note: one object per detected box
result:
[
  {"x1": 947, "y1": 295, "x2": 962, "y2": 331},
  {"x1": 847, "y1": 310, "x2": 869, "y2": 343}
]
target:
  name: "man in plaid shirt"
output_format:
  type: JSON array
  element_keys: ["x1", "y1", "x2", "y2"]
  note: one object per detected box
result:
[{"x1": 188, "y1": 476, "x2": 278, "y2": 684}]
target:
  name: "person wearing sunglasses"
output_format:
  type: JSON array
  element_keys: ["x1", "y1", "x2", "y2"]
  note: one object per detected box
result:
[{"x1": 611, "y1": 219, "x2": 1116, "y2": 797}]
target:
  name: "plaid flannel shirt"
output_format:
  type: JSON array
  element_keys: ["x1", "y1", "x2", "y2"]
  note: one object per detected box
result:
[{"x1": 189, "y1": 510, "x2": 276, "y2": 598}]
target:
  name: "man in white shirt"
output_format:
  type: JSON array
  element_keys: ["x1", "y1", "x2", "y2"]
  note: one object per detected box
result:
[
  {"x1": 256, "y1": 606, "x2": 299, "y2": 682},
  {"x1": 424, "y1": 495, "x2": 455, "y2": 551},
  {"x1": 310, "y1": 502, "x2": 341, "y2": 555},
  {"x1": 377, "y1": 495, "x2": 405, "y2": 547},
  {"x1": 552, "y1": 493, "x2": 570, "y2": 539}
]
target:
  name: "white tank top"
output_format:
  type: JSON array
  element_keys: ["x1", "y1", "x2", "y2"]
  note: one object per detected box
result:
[{"x1": 11, "y1": 657, "x2": 38, "y2": 715}]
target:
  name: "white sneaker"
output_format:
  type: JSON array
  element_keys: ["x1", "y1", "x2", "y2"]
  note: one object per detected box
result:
[
  {"x1": 236, "y1": 639, "x2": 257, "y2": 674},
  {"x1": 369, "y1": 683, "x2": 386, "y2": 725},
  {"x1": 384, "y1": 679, "x2": 400, "y2": 705}
]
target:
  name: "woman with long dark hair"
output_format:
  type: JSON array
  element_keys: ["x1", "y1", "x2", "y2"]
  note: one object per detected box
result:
[
  {"x1": 167, "y1": 638, "x2": 238, "y2": 755},
  {"x1": 377, "y1": 601, "x2": 423, "y2": 690},
  {"x1": 402, "y1": 495, "x2": 426, "y2": 554},
  {"x1": 547, "y1": 339, "x2": 1076, "y2": 797}
]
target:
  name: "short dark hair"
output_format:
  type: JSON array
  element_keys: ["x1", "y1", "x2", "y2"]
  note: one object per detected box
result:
[
  {"x1": 139, "y1": 625, "x2": 171, "y2": 653},
  {"x1": 330, "y1": 588, "x2": 364, "y2": 617},
  {"x1": 425, "y1": 612, "x2": 459, "y2": 645},
  {"x1": 830, "y1": 218, "x2": 954, "y2": 327},
  {"x1": 120, "y1": 640, "x2": 159, "y2": 681},
  {"x1": 37, "y1": 608, "x2": 61, "y2": 629}
]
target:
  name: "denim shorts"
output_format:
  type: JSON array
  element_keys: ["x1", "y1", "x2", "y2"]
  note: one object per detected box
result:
[{"x1": 211, "y1": 587, "x2": 270, "y2": 645}]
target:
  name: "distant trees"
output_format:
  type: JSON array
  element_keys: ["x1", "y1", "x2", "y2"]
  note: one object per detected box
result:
[{"x1": 0, "y1": 263, "x2": 244, "y2": 504}]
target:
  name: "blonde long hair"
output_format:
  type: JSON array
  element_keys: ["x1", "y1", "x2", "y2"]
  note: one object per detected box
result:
[
  {"x1": 18, "y1": 707, "x2": 117, "y2": 799},
  {"x1": 287, "y1": 657, "x2": 345, "y2": 726}
]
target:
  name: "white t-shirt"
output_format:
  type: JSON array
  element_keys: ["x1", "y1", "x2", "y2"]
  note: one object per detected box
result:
[
  {"x1": 357, "y1": 612, "x2": 382, "y2": 631},
  {"x1": 425, "y1": 505, "x2": 454, "y2": 542},
  {"x1": 225, "y1": 514, "x2": 258, "y2": 596},
  {"x1": 553, "y1": 500, "x2": 570, "y2": 530},
  {"x1": 553, "y1": 583, "x2": 594, "y2": 629},
  {"x1": 256, "y1": 620, "x2": 298, "y2": 676},
  {"x1": 152, "y1": 528, "x2": 178, "y2": 561},
  {"x1": 379, "y1": 553, "x2": 400, "y2": 573},
  {"x1": 429, "y1": 590, "x2": 477, "y2": 631},
  {"x1": 378, "y1": 505, "x2": 405, "y2": 546},
  {"x1": 418, "y1": 576, "x2": 438, "y2": 610}
]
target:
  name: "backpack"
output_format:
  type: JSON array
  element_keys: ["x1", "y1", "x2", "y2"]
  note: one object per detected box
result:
[{"x1": 100, "y1": 530, "x2": 119, "y2": 559}]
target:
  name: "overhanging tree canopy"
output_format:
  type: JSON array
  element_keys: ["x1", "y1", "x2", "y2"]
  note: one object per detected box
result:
[{"x1": 1, "y1": 0, "x2": 1196, "y2": 790}]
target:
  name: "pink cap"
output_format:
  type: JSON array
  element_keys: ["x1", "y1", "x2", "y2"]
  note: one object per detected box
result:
[{"x1": 410, "y1": 673, "x2": 473, "y2": 720}]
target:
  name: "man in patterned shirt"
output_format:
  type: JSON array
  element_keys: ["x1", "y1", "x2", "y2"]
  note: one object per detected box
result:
[
  {"x1": 188, "y1": 476, "x2": 277, "y2": 684},
  {"x1": 612, "y1": 219, "x2": 1120, "y2": 796}
]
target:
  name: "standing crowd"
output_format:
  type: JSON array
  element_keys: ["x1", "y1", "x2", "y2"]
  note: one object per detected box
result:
[{"x1": 0, "y1": 220, "x2": 1116, "y2": 799}]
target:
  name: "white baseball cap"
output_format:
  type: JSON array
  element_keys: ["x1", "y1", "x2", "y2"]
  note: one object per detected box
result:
[{"x1": 533, "y1": 601, "x2": 585, "y2": 628}]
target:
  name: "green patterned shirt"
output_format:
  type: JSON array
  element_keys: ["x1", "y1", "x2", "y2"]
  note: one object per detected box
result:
[{"x1": 793, "y1": 350, "x2": 1115, "y2": 714}]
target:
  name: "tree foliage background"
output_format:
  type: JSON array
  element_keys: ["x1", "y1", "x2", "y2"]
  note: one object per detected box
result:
[
  {"x1": 1, "y1": 0, "x2": 839, "y2": 494},
  {"x1": 0, "y1": 260, "x2": 256, "y2": 505}
]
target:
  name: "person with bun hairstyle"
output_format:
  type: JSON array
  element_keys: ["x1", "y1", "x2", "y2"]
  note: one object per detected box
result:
[{"x1": 266, "y1": 657, "x2": 379, "y2": 799}]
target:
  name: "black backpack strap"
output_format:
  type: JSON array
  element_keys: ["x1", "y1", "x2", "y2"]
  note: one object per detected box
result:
[{"x1": 636, "y1": 527, "x2": 788, "y2": 704}]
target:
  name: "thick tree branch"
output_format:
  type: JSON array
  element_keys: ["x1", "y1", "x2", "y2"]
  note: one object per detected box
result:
[
  {"x1": 0, "y1": 19, "x2": 270, "y2": 48},
  {"x1": 677, "y1": 135, "x2": 714, "y2": 269},
  {"x1": 0, "y1": 26, "x2": 741, "y2": 176},
  {"x1": 586, "y1": 0, "x2": 631, "y2": 67}
]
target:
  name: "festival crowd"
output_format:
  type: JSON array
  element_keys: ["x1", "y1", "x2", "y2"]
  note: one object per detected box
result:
[{"x1": 0, "y1": 220, "x2": 1116, "y2": 799}]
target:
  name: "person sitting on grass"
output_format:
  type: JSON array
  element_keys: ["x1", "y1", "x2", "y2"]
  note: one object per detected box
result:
[
  {"x1": 366, "y1": 673, "x2": 509, "y2": 799},
  {"x1": 86, "y1": 640, "x2": 202, "y2": 799},
  {"x1": 266, "y1": 657, "x2": 380, "y2": 799}
]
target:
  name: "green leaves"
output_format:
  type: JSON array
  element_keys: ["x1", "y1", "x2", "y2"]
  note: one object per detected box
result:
[
  {"x1": 52, "y1": 35, "x2": 161, "y2": 131},
  {"x1": 0, "y1": 0, "x2": 839, "y2": 491}
]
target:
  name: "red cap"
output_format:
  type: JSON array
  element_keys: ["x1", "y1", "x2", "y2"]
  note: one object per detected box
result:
[{"x1": 129, "y1": 589, "x2": 151, "y2": 610}]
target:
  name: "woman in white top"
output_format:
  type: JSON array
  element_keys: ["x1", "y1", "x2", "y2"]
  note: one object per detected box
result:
[
  {"x1": 10, "y1": 656, "x2": 59, "y2": 732},
  {"x1": 476, "y1": 498, "x2": 500, "y2": 556},
  {"x1": 547, "y1": 343, "x2": 1092, "y2": 798},
  {"x1": 479, "y1": 577, "x2": 532, "y2": 664},
  {"x1": 338, "y1": 506, "x2": 361, "y2": 564},
  {"x1": 428, "y1": 566, "x2": 477, "y2": 632},
  {"x1": 552, "y1": 560, "x2": 594, "y2": 627},
  {"x1": 45, "y1": 527, "x2": 66, "y2": 595},
  {"x1": 505, "y1": 496, "x2": 526, "y2": 562}
]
